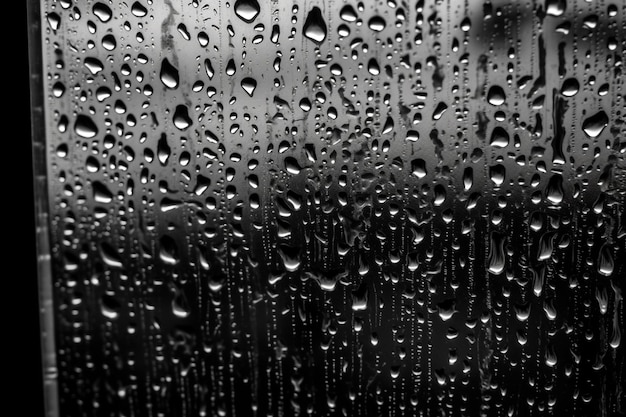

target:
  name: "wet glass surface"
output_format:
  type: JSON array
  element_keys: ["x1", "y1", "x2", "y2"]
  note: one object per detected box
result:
[{"x1": 32, "y1": 0, "x2": 625, "y2": 416}]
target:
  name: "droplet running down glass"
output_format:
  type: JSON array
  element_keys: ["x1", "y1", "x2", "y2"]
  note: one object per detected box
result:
[{"x1": 30, "y1": 0, "x2": 625, "y2": 416}]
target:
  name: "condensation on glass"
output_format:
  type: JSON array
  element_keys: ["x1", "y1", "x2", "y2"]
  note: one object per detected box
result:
[{"x1": 31, "y1": 0, "x2": 625, "y2": 416}]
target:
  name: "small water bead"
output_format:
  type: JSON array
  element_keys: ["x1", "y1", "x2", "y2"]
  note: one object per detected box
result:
[{"x1": 160, "y1": 58, "x2": 179, "y2": 89}]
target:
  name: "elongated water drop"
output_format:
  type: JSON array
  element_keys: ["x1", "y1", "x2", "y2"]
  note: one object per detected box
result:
[
  {"x1": 490, "y1": 127, "x2": 509, "y2": 148},
  {"x1": 411, "y1": 159, "x2": 427, "y2": 178},
  {"x1": 241, "y1": 77, "x2": 257, "y2": 97},
  {"x1": 160, "y1": 58, "x2": 179, "y2": 89},
  {"x1": 173, "y1": 105, "x2": 192, "y2": 130},
  {"x1": 487, "y1": 232, "x2": 506, "y2": 275},
  {"x1": 159, "y1": 235, "x2": 179, "y2": 265},
  {"x1": 351, "y1": 282, "x2": 368, "y2": 311},
  {"x1": 432, "y1": 102, "x2": 448, "y2": 120},
  {"x1": 597, "y1": 244, "x2": 614, "y2": 277},
  {"x1": 303, "y1": 7, "x2": 327, "y2": 44},
  {"x1": 278, "y1": 244, "x2": 301, "y2": 272},
  {"x1": 100, "y1": 294, "x2": 121, "y2": 319},
  {"x1": 100, "y1": 242, "x2": 123, "y2": 268},
  {"x1": 487, "y1": 85, "x2": 506, "y2": 105},
  {"x1": 545, "y1": 174, "x2": 564, "y2": 205}
]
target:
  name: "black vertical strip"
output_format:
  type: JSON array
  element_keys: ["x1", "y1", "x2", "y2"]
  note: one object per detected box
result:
[
  {"x1": 552, "y1": 89, "x2": 567, "y2": 165},
  {"x1": 26, "y1": 0, "x2": 58, "y2": 416},
  {"x1": 558, "y1": 42, "x2": 566, "y2": 77}
]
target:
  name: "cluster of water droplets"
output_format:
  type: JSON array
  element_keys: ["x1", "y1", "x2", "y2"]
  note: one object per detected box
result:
[{"x1": 41, "y1": 0, "x2": 624, "y2": 416}]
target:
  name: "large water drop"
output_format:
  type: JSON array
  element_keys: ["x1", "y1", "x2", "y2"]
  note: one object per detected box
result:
[{"x1": 303, "y1": 7, "x2": 327, "y2": 44}]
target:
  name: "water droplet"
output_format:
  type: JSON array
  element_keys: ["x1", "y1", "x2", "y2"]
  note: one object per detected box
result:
[
  {"x1": 204, "y1": 59, "x2": 215, "y2": 79},
  {"x1": 432, "y1": 102, "x2": 448, "y2": 120},
  {"x1": 411, "y1": 159, "x2": 427, "y2": 178},
  {"x1": 406, "y1": 130, "x2": 419, "y2": 142},
  {"x1": 157, "y1": 135, "x2": 171, "y2": 165},
  {"x1": 340, "y1": 5, "x2": 357, "y2": 22},
  {"x1": 545, "y1": 345, "x2": 557, "y2": 367},
  {"x1": 583, "y1": 14, "x2": 598, "y2": 29},
  {"x1": 84, "y1": 57, "x2": 104, "y2": 75},
  {"x1": 490, "y1": 127, "x2": 510, "y2": 148},
  {"x1": 367, "y1": 58, "x2": 380, "y2": 75},
  {"x1": 92, "y1": 181, "x2": 113, "y2": 203},
  {"x1": 74, "y1": 115, "x2": 98, "y2": 138},
  {"x1": 86, "y1": 156, "x2": 99, "y2": 173},
  {"x1": 437, "y1": 299, "x2": 457, "y2": 321},
  {"x1": 96, "y1": 86, "x2": 112, "y2": 102},
  {"x1": 100, "y1": 294, "x2": 121, "y2": 319},
  {"x1": 582, "y1": 111, "x2": 608, "y2": 138},
  {"x1": 489, "y1": 164, "x2": 506, "y2": 186},
  {"x1": 487, "y1": 232, "x2": 506, "y2": 275},
  {"x1": 160, "y1": 58, "x2": 179, "y2": 89},
  {"x1": 159, "y1": 235, "x2": 179, "y2": 265},
  {"x1": 487, "y1": 85, "x2": 506, "y2": 105},
  {"x1": 241, "y1": 77, "x2": 257, "y2": 96},
  {"x1": 351, "y1": 282, "x2": 368, "y2": 311},
  {"x1": 52, "y1": 82, "x2": 65, "y2": 98},
  {"x1": 92, "y1": 3, "x2": 112, "y2": 22},
  {"x1": 277, "y1": 244, "x2": 301, "y2": 272},
  {"x1": 463, "y1": 167, "x2": 473, "y2": 190},
  {"x1": 100, "y1": 242, "x2": 123, "y2": 268},
  {"x1": 234, "y1": 0, "x2": 260, "y2": 23},
  {"x1": 303, "y1": 7, "x2": 327, "y2": 44},
  {"x1": 382, "y1": 117, "x2": 394, "y2": 134},
  {"x1": 193, "y1": 175, "x2": 211, "y2": 196},
  {"x1": 545, "y1": 0, "x2": 566, "y2": 17},
  {"x1": 173, "y1": 105, "x2": 192, "y2": 130},
  {"x1": 597, "y1": 244, "x2": 614, "y2": 276},
  {"x1": 545, "y1": 174, "x2": 564, "y2": 205},
  {"x1": 543, "y1": 298, "x2": 557, "y2": 320},
  {"x1": 306, "y1": 269, "x2": 344, "y2": 292},
  {"x1": 172, "y1": 290, "x2": 191, "y2": 318},
  {"x1": 225, "y1": 59, "x2": 236, "y2": 76},
  {"x1": 514, "y1": 302, "x2": 531, "y2": 322},
  {"x1": 610, "y1": 318, "x2": 621, "y2": 349},
  {"x1": 47, "y1": 12, "x2": 61, "y2": 31},
  {"x1": 560, "y1": 78, "x2": 579, "y2": 97},
  {"x1": 537, "y1": 232, "x2": 555, "y2": 261},
  {"x1": 460, "y1": 17, "x2": 471, "y2": 32},
  {"x1": 368, "y1": 16, "x2": 386, "y2": 32},
  {"x1": 102, "y1": 34, "x2": 117, "y2": 50},
  {"x1": 284, "y1": 157, "x2": 302, "y2": 175}
]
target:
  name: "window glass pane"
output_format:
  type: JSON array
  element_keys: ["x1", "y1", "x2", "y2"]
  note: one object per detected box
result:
[{"x1": 32, "y1": 0, "x2": 625, "y2": 415}]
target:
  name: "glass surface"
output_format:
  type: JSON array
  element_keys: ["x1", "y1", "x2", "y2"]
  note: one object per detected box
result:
[{"x1": 30, "y1": 0, "x2": 625, "y2": 416}]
